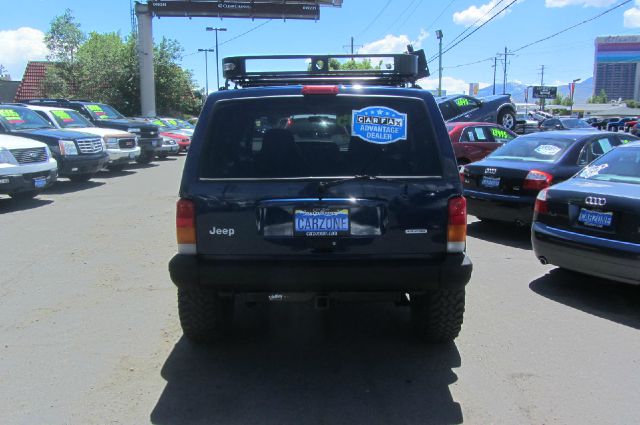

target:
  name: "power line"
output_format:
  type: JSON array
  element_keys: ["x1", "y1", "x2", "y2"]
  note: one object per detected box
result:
[
  {"x1": 398, "y1": 0, "x2": 425, "y2": 28},
  {"x1": 443, "y1": 57, "x2": 494, "y2": 69},
  {"x1": 357, "y1": 0, "x2": 392, "y2": 38},
  {"x1": 218, "y1": 19, "x2": 272, "y2": 47},
  {"x1": 428, "y1": 0, "x2": 518, "y2": 64},
  {"x1": 378, "y1": 0, "x2": 420, "y2": 37},
  {"x1": 443, "y1": 0, "x2": 506, "y2": 53},
  {"x1": 511, "y1": 0, "x2": 632, "y2": 53},
  {"x1": 425, "y1": 0, "x2": 458, "y2": 32}
]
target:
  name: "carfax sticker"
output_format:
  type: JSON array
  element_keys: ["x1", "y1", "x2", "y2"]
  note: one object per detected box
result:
[
  {"x1": 535, "y1": 145, "x2": 561, "y2": 156},
  {"x1": 352, "y1": 106, "x2": 407, "y2": 144}
]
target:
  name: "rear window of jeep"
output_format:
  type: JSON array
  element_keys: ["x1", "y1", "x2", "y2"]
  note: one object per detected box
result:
[{"x1": 199, "y1": 96, "x2": 442, "y2": 178}]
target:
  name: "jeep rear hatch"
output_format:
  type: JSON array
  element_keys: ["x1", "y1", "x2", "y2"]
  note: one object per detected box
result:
[{"x1": 191, "y1": 94, "x2": 461, "y2": 258}]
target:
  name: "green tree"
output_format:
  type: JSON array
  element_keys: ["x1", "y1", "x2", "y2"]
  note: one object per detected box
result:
[
  {"x1": 587, "y1": 89, "x2": 608, "y2": 104},
  {"x1": 44, "y1": 9, "x2": 85, "y2": 63}
]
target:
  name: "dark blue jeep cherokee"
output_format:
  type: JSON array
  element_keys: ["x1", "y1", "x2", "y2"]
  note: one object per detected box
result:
[{"x1": 168, "y1": 53, "x2": 472, "y2": 343}]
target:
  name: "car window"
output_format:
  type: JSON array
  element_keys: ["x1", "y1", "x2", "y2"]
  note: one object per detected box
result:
[
  {"x1": 0, "y1": 107, "x2": 54, "y2": 131},
  {"x1": 199, "y1": 96, "x2": 443, "y2": 178},
  {"x1": 578, "y1": 136, "x2": 620, "y2": 165},
  {"x1": 455, "y1": 97, "x2": 479, "y2": 114},
  {"x1": 439, "y1": 100, "x2": 459, "y2": 121},
  {"x1": 488, "y1": 126, "x2": 516, "y2": 143},
  {"x1": 562, "y1": 118, "x2": 591, "y2": 129},
  {"x1": 577, "y1": 146, "x2": 640, "y2": 185},
  {"x1": 49, "y1": 109, "x2": 93, "y2": 129},
  {"x1": 34, "y1": 110, "x2": 55, "y2": 126},
  {"x1": 542, "y1": 119, "x2": 558, "y2": 129},
  {"x1": 460, "y1": 127, "x2": 488, "y2": 142},
  {"x1": 489, "y1": 136, "x2": 574, "y2": 163}
]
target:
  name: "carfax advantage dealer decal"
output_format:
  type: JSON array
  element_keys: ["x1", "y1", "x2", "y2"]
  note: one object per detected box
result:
[{"x1": 352, "y1": 106, "x2": 408, "y2": 144}]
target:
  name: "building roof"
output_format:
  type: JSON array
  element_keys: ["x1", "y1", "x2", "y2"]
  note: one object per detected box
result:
[
  {"x1": 14, "y1": 61, "x2": 53, "y2": 102},
  {"x1": 0, "y1": 80, "x2": 20, "y2": 103}
]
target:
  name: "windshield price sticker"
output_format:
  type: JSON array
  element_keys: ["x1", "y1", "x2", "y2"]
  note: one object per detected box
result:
[
  {"x1": 87, "y1": 104, "x2": 107, "y2": 118},
  {"x1": 152, "y1": 119, "x2": 166, "y2": 127},
  {"x1": 167, "y1": 119, "x2": 177, "y2": 126},
  {"x1": 0, "y1": 108, "x2": 25, "y2": 124},
  {"x1": 535, "y1": 145, "x2": 562, "y2": 156},
  {"x1": 456, "y1": 98, "x2": 470, "y2": 107},
  {"x1": 52, "y1": 110, "x2": 74, "y2": 122},
  {"x1": 352, "y1": 106, "x2": 407, "y2": 144},
  {"x1": 491, "y1": 128, "x2": 509, "y2": 139}
]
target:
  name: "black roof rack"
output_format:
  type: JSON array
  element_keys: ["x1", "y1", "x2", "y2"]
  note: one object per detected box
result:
[
  {"x1": 223, "y1": 49, "x2": 429, "y2": 89},
  {"x1": 24, "y1": 98, "x2": 71, "y2": 105}
]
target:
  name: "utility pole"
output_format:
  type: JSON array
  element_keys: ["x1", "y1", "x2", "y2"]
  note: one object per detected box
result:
[
  {"x1": 492, "y1": 56, "x2": 497, "y2": 95},
  {"x1": 206, "y1": 27, "x2": 227, "y2": 90},
  {"x1": 436, "y1": 30, "x2": 444, "y2": 96},
  {"x1": 343, "y1": 36, "x2": 362, "y2": 60},
  {"x1": 502, "y1": 47, "x2": 514, "y2": 95},
  {"x1": 539, "y1": 65, "x2": 545, "y2": 111},
  {"x1": 198, "y1": 48, "x2": 215, "y2": 98}
]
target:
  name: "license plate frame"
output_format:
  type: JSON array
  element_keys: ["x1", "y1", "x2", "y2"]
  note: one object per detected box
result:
[
  {"x1": 577, "y1": 208, "x2": 613, "y2": 229},
  {"x1": 294, "y1": 208, "x2": 350, "y2": 236},
  {"x1": 481, "y1": 176, "x2": 501, "y2": 189},
  {"x1": 33, "y1": 177, "x2": 47, "y2": 189}
]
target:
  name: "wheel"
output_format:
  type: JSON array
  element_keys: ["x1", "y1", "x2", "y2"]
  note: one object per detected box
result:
[
  {"x1": 410, "y1": 288, "x2": 465, "y2": 342},
  {"x1": 178, "y1": 287, "x2": 234, "y2": 343},
  {"x1": 107, "y1": 164, "x2": 126, "y2": 172},
  {"x1": 498, "y1": 109, "x2": 516, "y2": 131},
  {"x1": 68, "y1": 173, "x2": 93, "y2": 183},
  {"x1": 157, "y1": 152, "x2": 169, "y2": 159},
  {"x1": 9, "y1": 190, "x2": 39, "y2": 200},
  {"x1": 136, "y1": 151, "x2": 154, "y2": 164}
]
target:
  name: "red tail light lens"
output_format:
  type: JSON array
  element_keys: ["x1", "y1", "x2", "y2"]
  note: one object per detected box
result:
[
  {"x1": 301, "y1": 85, "x2": 339, "y2": 95},
  {"x1": 523, "y1": 169, "x2": 553, "y2": 191},
  {"x1": 447, "y1": 196, "x2": 467, "y2": 253},
  {"x1": 176, "y1": 199, "x2": 196, "y2": 253},
  {"x1": 534, "y1": 188, "x2": 549, "y2": 215}
]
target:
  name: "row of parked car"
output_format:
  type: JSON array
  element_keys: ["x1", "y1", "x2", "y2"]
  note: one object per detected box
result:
[{"x1": 0, "y1": 99, "x2": 194, "y2": 200}]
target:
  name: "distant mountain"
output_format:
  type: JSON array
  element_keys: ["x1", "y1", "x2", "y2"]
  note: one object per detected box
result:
[{"x1": 477, "y1": 77, "x2": 594, "y2": 103}]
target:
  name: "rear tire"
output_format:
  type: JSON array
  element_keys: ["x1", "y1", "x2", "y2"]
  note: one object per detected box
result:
[
  {"x1": 411, "y1": 289, "x2": 465, "y2": 342},
  {"x1": 9, "y1": 190, "x2": 39, "y2": 200},
  {"x1": 68, "y1": 173, "x2": 93, "y2": 183},
  {"x1": 178, "y1": 287, "x2": 234, "y2": 343},
  {"x1": 498, "y1": 109, "x2": 516, "y2": 131},
  {"x1": 157, "y1": 152, "x2": 169, "y2": 159}
]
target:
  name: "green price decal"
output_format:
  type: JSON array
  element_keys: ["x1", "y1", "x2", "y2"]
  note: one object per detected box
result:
[
  {"x1": 52, "y1": 110, "x2": 72, "y2": 120},
  {"x1": 456, "y1": 98, "x2": 470, "y2": 107},
  {"x1": 87, "y1": 105, "x2": 104, "y2": 113},
  {"x1": 0, "y1": 109, "x2": 21, "y2": 119},
  {"x1": 152, "y1": 119, "x2": 166, "y2": 127},
  {"x1": 491, "y1": 128, "x2": 508, "y2": 139},
  {"x1": 621, "y1": 139, "x2": 631, "y2": 144},
  {"x1": 167, "y1": 119, "x2": 177, "y2": 126}
]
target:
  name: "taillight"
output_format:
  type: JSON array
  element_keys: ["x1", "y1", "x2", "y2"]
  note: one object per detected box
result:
[
  {"x1": 534, "y1": 188, "x2": 549, "y2": 215},
  {"x1": 301, "y1": 85, "x2": 339, "y2": 95},
  {"x1": 176, "y1": 198, "x2": 196, "y2": 254},
  {"x1": 447, "y1": 197, "x2": 467, "y2": 253},
  {"x1": 523, "y1": 169, "x2": 553, "y2": 191}
]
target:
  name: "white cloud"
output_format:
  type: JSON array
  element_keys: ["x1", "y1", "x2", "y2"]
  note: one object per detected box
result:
[
  {"x1": 452, "y1": 1, "x2": 513, "y2": 26},
  {"x1": 359, "y1": 29, "x2": 429, "y2": 54},
  {"x1": 417, "y1": 76, "x2": 490, "y2": 94},
  {"x1": 624, "y1": 1, "x2": 640, "y2": 27},
  {"x1": 0, "y1": 27, "x2": 49, "y2": 79},
  {"x1": 545, "y1": 0, "x2": 616, "y2": 7}
]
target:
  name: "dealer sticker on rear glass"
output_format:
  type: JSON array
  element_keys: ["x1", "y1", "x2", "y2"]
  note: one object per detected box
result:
[{"x1": 352, "y1": 106, "x2": 407, "y2": 144}]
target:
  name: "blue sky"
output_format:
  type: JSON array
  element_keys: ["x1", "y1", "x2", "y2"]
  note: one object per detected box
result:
[{"x1": 1, "y1": 0, "x2": 639, "y2": 94}]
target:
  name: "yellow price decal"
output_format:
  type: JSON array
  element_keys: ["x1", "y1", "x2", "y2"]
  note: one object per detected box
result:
[
  {"x1": 0, "y1": 109, "x2": 21, "y2": 119},
  {"x1": 87, "y1": 105, "x2": 103, "y2": 112},
  {"x1": 52, "y1": 110, "x2": 72, "y2": 120}
]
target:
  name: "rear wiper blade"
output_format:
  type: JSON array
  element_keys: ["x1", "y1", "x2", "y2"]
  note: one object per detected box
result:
[{"x1": 318, "y1": 175, "x2": 398, "y2": 192}]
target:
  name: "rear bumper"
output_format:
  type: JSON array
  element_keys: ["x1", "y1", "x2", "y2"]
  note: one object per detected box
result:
[
  {"x1": 57, "y1": 153, "x2": 109, "y2": 176},
  {"x1": 168, "y1": 254, "x2": 473, "y2": 293},
  {"x1": 532, "y1": 222, "x2": 640, "y2": 285},
  {"x1": 465, "y1": 189, "x2": 535, "y2": 224}
]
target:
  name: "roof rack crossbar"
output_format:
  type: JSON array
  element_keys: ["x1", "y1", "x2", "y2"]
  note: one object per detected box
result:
[{"x1": 223, "y1": 51, "x2": 429, "y2": 88}]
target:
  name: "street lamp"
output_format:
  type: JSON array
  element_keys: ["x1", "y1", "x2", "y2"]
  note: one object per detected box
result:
[
  {"x1": 198, "y1": 48, "x2": 215, "y2": 97},
  {"x1": 569, "y1": 78, "x2": 581, "y2": 116},
  {"x1": 436, "y1": 30, "x2": 443, "y2": 96},
  {"x1": 206, "y1": 27, "x2": 227, "y2": 90}
]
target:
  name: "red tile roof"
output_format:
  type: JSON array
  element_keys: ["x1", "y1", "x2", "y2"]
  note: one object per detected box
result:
[{"x1": 15, "y1": 61, "x2": 52, "y2": 101}]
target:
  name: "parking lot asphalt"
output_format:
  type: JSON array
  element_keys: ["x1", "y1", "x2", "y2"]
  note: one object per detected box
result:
[{"x1": 1, "y1": 154, "x2": 639, "y2": 425}]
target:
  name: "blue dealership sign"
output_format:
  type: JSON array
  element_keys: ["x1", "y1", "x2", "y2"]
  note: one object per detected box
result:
[{"x1": 351, "y1": 106, "x2": 407, "y2": 144}]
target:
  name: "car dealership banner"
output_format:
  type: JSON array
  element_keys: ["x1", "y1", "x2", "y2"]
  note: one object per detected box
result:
[{"x1": 532, "y1": 86, "x2": 557, "y2": 99}]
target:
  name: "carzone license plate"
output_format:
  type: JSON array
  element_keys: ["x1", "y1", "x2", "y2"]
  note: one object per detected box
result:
[
  {"x1": 481, "y1": 176, "x2": 501, "y2": 188},
  {"x1": 294, "y1": 208, "x2": 349, "y2": 236},
  {"x1": 33, "y1": 177, "x2": 47, "y2": 189},
  {"x1": 578, "y1": 208, "x2": 613, "y2": 229}
]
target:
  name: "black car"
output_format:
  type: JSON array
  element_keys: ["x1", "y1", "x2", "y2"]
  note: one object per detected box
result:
[
  {"x1": 168, "y1": 53, "x2": 472, "y2": 343},
  {"x1": 0, "y1": 104, "x2": 108, "y2": 182},
  {"x1": 532, "y1": 141, "x2": 640, "y2": 285},
  {"x1": 436, "y1": 94, "x2": 517, "y2": 131},
  {"x1": 539, "y1": 117, "x2": 593, "y2": 131},
  {"x1": 460, "y1": 130, "x2": 638, "y2": 225},
  {"x1": 26, "y1": 99, "x2": 162, "y2": 164}
]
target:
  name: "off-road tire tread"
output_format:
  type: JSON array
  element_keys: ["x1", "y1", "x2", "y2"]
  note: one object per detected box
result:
[
  {"x1": 178, "y1": 288, "x2": 233, "y2": 343},
  {"x1": 411, "y1": 289, "x2": 465, "y2": 342}
]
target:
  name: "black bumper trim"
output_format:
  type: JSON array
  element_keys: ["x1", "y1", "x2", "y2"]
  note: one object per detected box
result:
[
  {"x1": 168, "y1": 254, "x2": 473, "y2": 292},
  {"x1": 58, "y1": 153, "x2": 109, "y2": 176},
  {"x1": 0, "y1": 169, "x2": 57, "y2": 194}
]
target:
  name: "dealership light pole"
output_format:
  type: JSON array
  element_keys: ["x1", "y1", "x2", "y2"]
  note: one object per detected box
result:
[
  {"x1": 436, "y1": 30, "x2": 443, "y2": 96},
  {"x1": 569, "y1": 78, "x2": 581, "y2": 116},
  {"x1": 198, "y1": 48, "x2": 215, "y2": 96},
  {"x1": 206, "y1": 27, "x2": 227, "y2": 90}
]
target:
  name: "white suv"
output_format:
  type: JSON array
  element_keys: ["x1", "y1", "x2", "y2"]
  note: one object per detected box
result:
[
  {"x1": 27, "y1": 105, "x2": 140, "y2": 172},
  {"x1": 0, "y1": 134, "x2": 57, "y2": 200}
]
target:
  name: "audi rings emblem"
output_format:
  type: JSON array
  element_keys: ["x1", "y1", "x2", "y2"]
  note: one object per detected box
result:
[
  {"x1": 585, "y1": 196, "x2": 607, "y2": 206},
  {"x1": 485, "y1": 168, "x2": 497, "y2": 175}
]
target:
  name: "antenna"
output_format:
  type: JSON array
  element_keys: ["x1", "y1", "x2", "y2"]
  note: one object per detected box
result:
[{"x1": 130, "y1": 0, "x2": 138, "y2": 37}]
